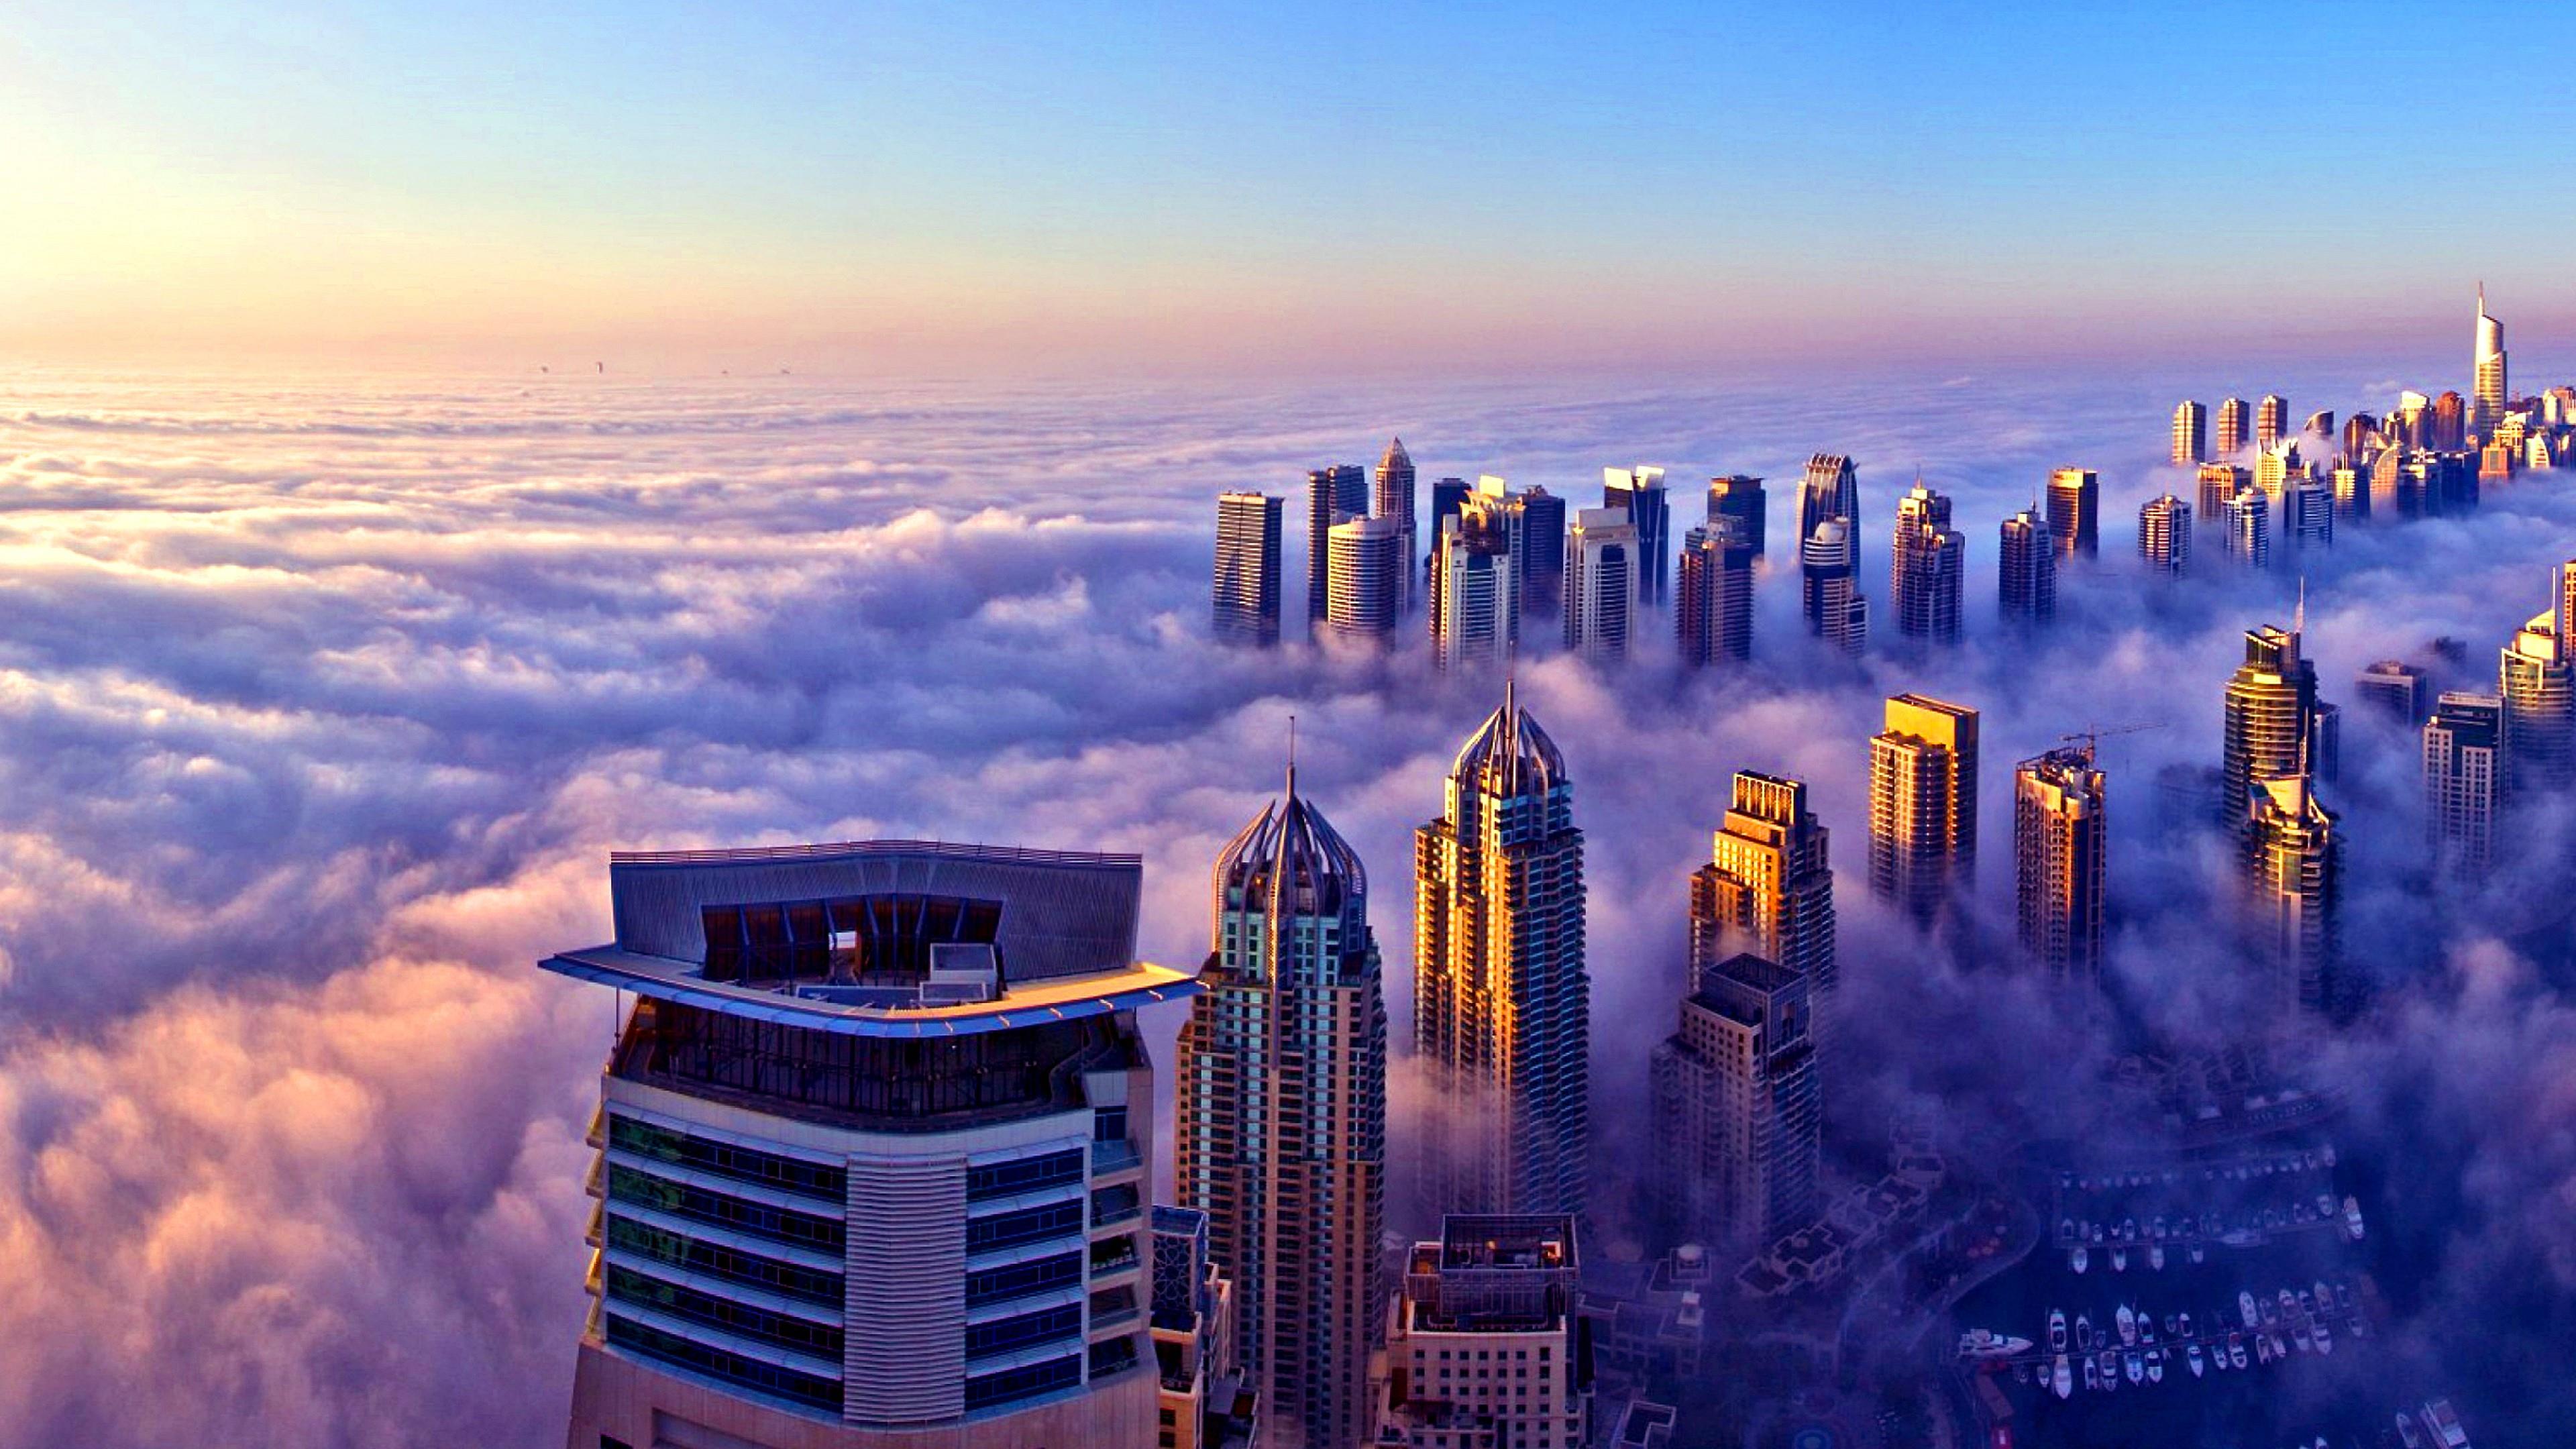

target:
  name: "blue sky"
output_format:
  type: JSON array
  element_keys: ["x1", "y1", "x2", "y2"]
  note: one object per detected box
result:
[{"x1": 3, "y1": 1, "x2": 2570, "y2": 368}]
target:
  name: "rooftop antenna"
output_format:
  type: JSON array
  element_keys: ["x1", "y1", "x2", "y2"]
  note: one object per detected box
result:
[
  {"x1": 1286, "y1": 712, "x2": 1298, "y2": 798},
  {"x1": 2294, "y1": 576, "x2": 2308, "y2": 636}
]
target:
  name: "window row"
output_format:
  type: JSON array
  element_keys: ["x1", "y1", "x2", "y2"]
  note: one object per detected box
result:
[
  {"x1": 608, "y1": 1165, "x2": 846, "y2": 1254},
  {"x1": 606, "y1": 1214, "x2": 845, "y2": 1308},
  {"x1": 605, "y1": 1313, "x2": 842, "y2": 1414},
  {"x1": 967, "y1": 1148, "x2": 1085, "y2": 1203},
  {"x1": 963, "y1": 1353, "x2": 1082, "y2": 1412},
  {"x1": 609, "y1": 1116, "x2": 845, "y2": 1203},
  {"x1": 606, "y1": 1265, "x2": 845, "y2": 1360},
  {"x1": 965, "y1": 1251, "x2": 1083, "y2": 1307},
  {"x1": 966, "y1": 1199, "x2": 1085, "y2": 1256},
  {"x1": 963, "y1": 1303, "x2": 1082, "y2": 1362}
]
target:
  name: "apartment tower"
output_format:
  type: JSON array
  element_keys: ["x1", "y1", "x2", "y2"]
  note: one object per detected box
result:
[
  {"x1": 2015, "y1": 745, "x2": 2108, "y2": 985},
  {"x1": 1867, "y1": 694, "x2": 1979, "y2": 930},
  {"x1": 1888, "y1": 480, "x2": 1966, "y2": 643},
  {"x1": 1213, "y1": 491, "x2": 1284, "y2": 646},
  {"x1": 1998, "y1": 506, "x2": 2055, "y2": 623}
]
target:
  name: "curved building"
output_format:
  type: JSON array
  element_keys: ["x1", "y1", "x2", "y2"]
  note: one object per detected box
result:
[{"x1": 547, "y1": 841, "x2": 1197, "y2": 1449}]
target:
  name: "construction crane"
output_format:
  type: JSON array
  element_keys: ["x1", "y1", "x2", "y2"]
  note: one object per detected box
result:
[{"x1": 2058, "y1": 721, "x2": 2162, "y2": 762}]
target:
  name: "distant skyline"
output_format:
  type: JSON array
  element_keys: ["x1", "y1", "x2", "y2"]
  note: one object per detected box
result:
[{"x1": 5, "y1": 1, "x2": 2573, "y2": 370}]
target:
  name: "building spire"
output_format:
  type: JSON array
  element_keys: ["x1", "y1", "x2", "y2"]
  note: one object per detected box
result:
[
  {"x1": 1286, "y1": 713, "x2": 1299, "y2": 799},
  {"x1": 2294, "y1": 576, "x2": 2306, "y2": 637}
]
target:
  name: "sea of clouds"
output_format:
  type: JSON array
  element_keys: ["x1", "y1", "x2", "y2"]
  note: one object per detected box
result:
[{"x1": 0, "y1": 361, "x2": 2569, "y2": 1446}]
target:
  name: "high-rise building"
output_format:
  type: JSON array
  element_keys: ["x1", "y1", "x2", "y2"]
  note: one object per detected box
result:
[
  {"x1": 2304, "y1": 409, "x2": 2336, "y2": 439},
  {"x1": 2259, "y1": 443, "x2": 2330, "y2": 553},
  {"x1": 1377, "y1": 1216, "x2": 1592, "y2": 1449},
  {"x1": 1324, "y1": 515, "x2": 1405, "y2": 644},
  {"x1": 1179, "y1": 767, "x2": 1388, "y2": 1449},
  {"x1": 2330, "y1": 464, "x2": 2367, "y2": 525},
  {"x1": 2222, "y1": 621, "x2": 2320, "y2": 826},
  {"x1": 1430, "y1": 476, "x2": 1474, "y2": 543},
  {"x1": 1519, "y1": 486, "x2": 1568, "y2": 622},
  {"x1": 2310, "y1": 700, "x2": 2343, "y2": 784},
  {"x1": 1708, "y1": 474, "x2": 1766, "y2": 560},
  {"x1": 2015, "y1": 745, "x2": 2107, "y2": 985},
  {"x1": 2171, "y1": 400, "x2": 2208, "y2": 464},
  {"x1": 2473, "y1": 286, "x2": 2509, "y2": 435},
  {"x1": 1375, "y1": 437, "x2": 1419, "y2": 613},
  {"x1": 2256, "y1": 394, "x2": 2289, "y2": 453},
  {"x1": 2499, "y1": 605, "x2": 2571, "y2": 798},
  {"x1": 1798, "y1": 453, "x2": 1863, "y2": 647},
  {"x1": 1150, "y1": 1205, "x2": 1253, "y2": 1449},
  {"x1": 2224, "y1": 487, "x2": 2271, "y2": 568},
  {"x1": 551, "y1": 841, "x2": 1189, "y2": 1449},
  {"x1": 2138, "y1": 492, "x2": 2191, "y2": 574},
  {"x1": 2355, "y1": 660, "x2": 2432, "y2": 724},
  {"x1": 1214, "y1": 491, "x2": 1284, "y2": 647},
  {"x1": 1429, "y1": 513, "x2": 1518, "y2": 672},
  {"x1": 1648, "y1": 953, "x2": 1821, "y2": 1250},
  {"x1": 2431, "y1": 391, "x2": 2467, "y2": 451},
  {"x1": 1868, "y1": 694, "x2": 1978, "y2": 929},
  {"x1": 2045, "y1": 467, "x2": 2099, "y2": 559},
  {"x1": 1415, "y1": 686, "x2": 1589, "y2": 1220},
  {"x1": 1563, "y1": 506, "x2": 1638, "y2": 661},
  {"x1": 1997, "y1": 506, "x2": 2055, "y2": 623},
  {"x1": 2245, "y1": 773, "x2": 2341, "y2": 1018},
  {"x1": 2197, "y1": 464, "x2": 2250, "y2": 538},
  {"x1": 2215, "y1": 396, "x2": 2250, "y2": 455},
  {"x1": 1676, "y1": 521, "x2": 1754, "y2": 667},
  {"x1": 1605, "y1": 466, "x2": 1671, "y2": 608},
  {"x1": 1691, "y1": 772, "x2": 1835, "y2": 1005},
  {"x1": 2342, "y1": 412, "x2": 2382, "y2": 464},
  {"x1": 2424, "y1": 692, "x2": 2502, "y2": 883},
  {"x1": 1888, "y1": 481, "x2": 1965, "y2": 643},
  {"x1": 1307, "y1": 465, "x2": 1368, "y2": 623}
]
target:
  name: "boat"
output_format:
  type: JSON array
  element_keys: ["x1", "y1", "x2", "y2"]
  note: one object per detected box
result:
[
  {"x1": 2277, "y1": 1288, "x2": 2298, "y2": 1320},
  {"x1": 2116, "y1": 1304, "x2": 2137, "y2": 1344},
  {"x1": 2076, "y1": 1313, "x2": 2094, "y2": 1350},
  {"x1": 2149, "y1": 1244, "x2": 2165, "y2": 1271},
  {"x1": 2313, "y1": 1318, "x2": 2332, "y2": 1354},
  {"x1": 2229, "y1": 1333, "x2": 2247, "y2": 1369},
  {"x1": 2189, "y1": 1242, "x2": 2205, "y2": 1264},
  {"x1": 2239, "y1": 1291, "x2": 2259, "y2": 1327},
  {"x1": 2292, "y1": 1321, "x2": 2312, "y2": 1353},
  {"x1": 2345, "y1": 1195, "x2": 2366, "y2": 1240},
  {"x1": 2322, "y1": 1143, "x2": 2337, "y2": 1167},
  {"x1": 2072, "y1": 1244, "x2": 2089, "y2": 1273},
  {"x1": 2424, "y1": 1398, "x2": 2470, "y2": 1448},
  {"x1": 2317, "y1": 1192, "x2": 2338, "y2": 1218},
  {"x1": 2255, "y1": 1334, "x2": 2273, "y2": 1365},
  {"x1": 2314, "y1": 1280, "x2": 2334, "y2": 1312},
  {"x1": 2082, "y1": 1357, "x2": 2099, "y2": 1392},
  {"x1": 2186, "y1": 1342, "x2": 2204, "y2": 1377},
  {"x1": 2220, "y1": 1227, "x2": 2266, "y2": 1248},
  {"x1": 2140, "y1": 1320, "x2": 2155, "y2": 1346},
  {"x1": 2333, "y1": 1283, "x2": 2354, "y2": 1313},
  {"x1": 2145, "y1": 1347, "x2": 2163, "y2": 1383},
  {"x1": 2396, "y1": 1413, "x2": 2428, "y2": 1449},
  {"x1": 2099, "y1": 1350, "x2": 2118, "y2": 1391},
  {"x1": 2053, "y1": 1353, "x2": 2073, "y2": 1399},
  {"x1": 2177, "y1": 1311, "x2": 2191, "y2": 1339},
  {"x1": 2049, "y1": 1309, "x2": 2068, "y2": 1353},
  {"x1": 2110, "y1": 1245, "x2": 2128, "y2": 1272},
  {"x1": 2123, "y1": 1348, "x2": 2143, "y2": 1385},
  {"x1": 1957, "y1": 1329, "x2": 2035, "y2": 1360}
]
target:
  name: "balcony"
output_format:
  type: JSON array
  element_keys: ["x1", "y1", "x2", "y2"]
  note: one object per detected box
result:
[
  {"x1": 1090, "y1": 1183, "x2": 1142, "y2": 1230},
  {"x1": 1089, "y1": 1236, "x2": 1140, "y2": 1280},
  {"x1": 1090, "y1": 1138, "x2": 1143, "y2": 1177}
]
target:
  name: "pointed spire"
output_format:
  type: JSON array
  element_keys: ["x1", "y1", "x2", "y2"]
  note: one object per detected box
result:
[
  {"x1": 2294, "y1": 576, "x2": 2306, "y2": 637},
  {"x1": 1286, "y1": 713, "x2": 1299, "y2": 799}
]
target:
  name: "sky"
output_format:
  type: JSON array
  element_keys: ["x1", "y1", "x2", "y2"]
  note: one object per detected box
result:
[{"x1": 4, "y1": 1, "x2": 2573, "y2": 369}]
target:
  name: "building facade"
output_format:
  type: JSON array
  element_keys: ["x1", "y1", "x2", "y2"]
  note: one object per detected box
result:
[
  {"x1": 2138, "y1": 492, "x2": 2191, "y2": 574},
  {"x1": 2015, "y1": 746, "x2": 2107, "y2": 985},
  {"x1": 1690, "y1": 772, "x2": 1835, "y2": 1008},
  {"x1": 1867, "y1": 694, "x2": 1978, "y2": 930},
  {"x1": 2214, "y1": 396, "x2": 2249, "y2": 455},
  {"x1": 1326, "y1": 515, "x2": 1406, "y2": 644},
  {"x1": 1675, "y1": 521, "x2": 1754, "y2": 667},
  {"x1": 1708, "y1": 474, "x2": 1766, "y2": 561},
  {"x1": 1997, "y1": 506, "x2": 2055, "y2": 623},
  {"x1": 2045, "y1": 467, "x2": 2098, "y2": 559},
  {"x1": 2473, "y1": 288, "x2": 2508, "y2": 435},
  {"x1": 1797, "y1": 453, "x2": 1865, "y2": 651},
  {"x1": 2245, "y1": 775, "x2": 2341, "y2": 1019},
  {"x1": 1604, "y1": 466, "x2": 1671, "y2": 608},
  {"x1": 2222, "y1": 621, "x2": 2321, "y2": 826},
  {"x1": 1648, "y1": 953, "x2": 1821, "y2": 1251},
  {"x1": 2423, "y1": 692, "x2": 2502, "y2": 884},
  {"x1": 1563, "y1": 507, "x2": 1638, "y2": 661},
  {"x1": 2171, "y1": 400, "x2": 2207, "y2": 464},
  {"x1": 550, "y1": 841, "x2": 1194, "y2": 1449},
  {"x1": 1309, "y1": 465, "x2": 1370, "y2": 624},
  {"x1": 1214, "y1": 491, "x2": 1285, "y2": 647},
  {"x1": 1430, "y1": 512, "x2": 1519, "y2": 672},
  {"x1": 1150, "y1": 1206, "x2": 1252, "y2": 1449},
  {"x1": 1375, "y1": 438, "x2": 1419, "y2": 614},
  {"x1": 1376, "y1": 1216, "x2": 1591, "y2": 1449},
  {"x1": 1888, "y1": 481, "x2": 1964, "y2": 643},
  {"x1": 2256, "y1": 394, "x2": 2288, "y2": 454}
]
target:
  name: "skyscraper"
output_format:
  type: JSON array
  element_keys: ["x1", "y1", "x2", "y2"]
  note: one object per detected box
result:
[
  {"x1": 2304, "y1": 409, "x2": 2335, "y2": 439},
  {"x1": 2261, "y1": 444, "x2": 2332, "y2": 553},
  {"x1": 2045, "y1": 466, "x2": 2099, "y2": 559},
  {"x1": 1709, "y1": 474, "x2": 1766, "y2": 560},
  {"x1": 1415, "y1": 686, "x2": 1589, "y2": 1220},
  {"x1": 2330, "y1": 464, "x2": 2367, "y2": 525},
  {"x1": 1519, "y1": 486, "x2": 1568, "y2": 622},
  {"x1": 2473, "y1": 286, "x2": 2509, "y2": 435},
  {"x1": 2222, "y1": 620, "x2": 2320, "y2": 826},
  {"x1": 1868, "y1": 694, "x2": 1978, "y2": 929},
  {"x1": 2215, "y1": 396, "x2": 2250, "y2": 455},
  {"x1": 1888, "y1": 480, "x2": 1965, "y2": 643},
  {"x1": 1648, "y1": 953, "x2": 1821, "y2": 1251},
  {"x1": 1798, "y1": 454, "x2": 1864, "y2": 651},
  {"x1": 1997, "y1": 506, "x2": 2055, "y2": 623},
  {"x1": 2499, "y1": 605, "x2": 2571, "y2": 798},
  {"x1": 1179, "y1": 767, "x2": 1388, "y2": 1449},
  {"x1": 2224, "y1": 486, "x2": 2271, "y2": 568},
  {"x1": 2341, "y1": 412, "x2": 2383, "y2": 464},
  {"x1": 1150, "y1": 1205, "x2": 1250, "y2": 1449},
  {"x1": 1676, "y1": 521, "x2": 1754, "y2": 667},
  {"x1": 2256, "y1": 394, "x2": 2289, "y2": 453},
  {"x1": 1428, "y1": 512, "x2": 1518, "y2": 672},
  {"x1": 2171, "y1": 400, "x2": 2208, "y2": 464},
  {"x1": 1307, "y1": 464, "x2": 1369, "y2": 624},
  {"x1": 2015, "y1": 745, "x2": 2108, "y2": 985},
  {"x1": 1375, "y1": 437, "x2": 1419, "y2": 613},
  {"x1": 1324, "y1": 515, "x2": 1405, "y2": 644},
  {"x1": 1563, "y1": 506, "x2": 1638, "y2": 661},
  {"x1": 551, "y1": 840, "x2": 1189, "y2": 1449},
  {"x1": 2138, "y1": 492, "x2": 2191, "y2": 574},
  {"x1": 1691, "y1": 771, "x2": 1835, "y2": 1006},
  {"x1": 1430, "y1": 476, "x2": 1473, "y2": 541},
  {"x1": 1604, "y1": 466, "x2": 1671, "y2": 608},
  {"x1": 1214, "y1": 491, "x2": 1284, "y2": 646},
  {"x1": 2355, "y1": 660, "x2": 2432, "y2": 724},
  {"x1": 2424, "y1": 691, "x2": 2502, "y2": 883},
  {"x1": 2197, "y1": 464, "x2": 2250, "y2": 539},
  {"x1": 2431, "y1": 391, "x2": 2467, "y2": 451},
  {"x1": 1378, "y1": 1216, "x2": 1592, "y2": 1449},
  {"x1": 2245, "y1": 773, "x2": 2341, "y2": 1018}
]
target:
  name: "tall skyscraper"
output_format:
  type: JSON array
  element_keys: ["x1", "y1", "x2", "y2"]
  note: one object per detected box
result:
[
  {"x1": 2171, "y1": 400, "x2": 2208, "y2": 464},
  {"x1": 1563, "y1": 506, "x2": 1638, "y2": 661},
  {"x1": 2424, "y1": 691, "x2": 2502, "y2": 883},
  {"x1": 1888, "y1": 480, "x2": 1965, "y2": 643},
  {"x1": 1428, "y1": 512, "x2": 1519, "y2": 671},
  {"x1": 2215, "y1": 396, "x2": 2250, "y2": 455},
  {"x1": 2045, "y1": 467, "x2": 2099, "y2": 559},
  {"x1": 2261, "y1": 444, "x2": 2332, "y2": 553},
  {"x1": 1797, "y1": 454, "x2": 1864, "y2": 651},
  {"x1": 1648, "y1": 952, "x2": 1821, "y2": 1251},
  {"x1": 1378, "y1": 1216, "x2": 1592, "y2": 1449},
  {"x1": 2015, "y1": 745, "x2": 2107, "y2": 985},
  {"x1": 1375, "y1": 437, "x2": 1419, "y2": 613},
  {"x1": 2197, "y1": 464, "x2": 2250, "y2": 539},
  {"x1": 2341, "y1": 411, "x2": 2382, "y2": 464},
  {"x1": 2245, "y1": 773, "x2": 2341, "y2": 1018},
  {"x1": 2256, "y1": 394, "x2": 2289, "y2": 453},
  {"x1": 1676, "y1": 521, "x2": 1754, "y2": 667},
  {"x1": 551, "y1": 841, "x2": 1188, "y2": 1449},
  {"x1": 1868, "y1": 694, "x2": 1978, "y2": 929},
  {"x1": 1179, "y1": 767, "x2": 1388, "y2": 1449},
  {"x1": 1324, "y1": 515, "x2": 1404, "y2": 643},
  {"x1": 2304, "y1": 409, "x2": 2336, "y2": 439},
  {"x1": 1214, "y1": 491, "x2": 1284, "y2": 646},
  {"x1": 1429, "y1": 476, "x2": 1473, "y2": 598},
  {"x1": 2473, "y1": 286, "x2": 2509, "y2": 435},
  {"x1": 2431, "y1": 391, "x2": 2467, "y2": 451},
  {"x1": 1519, "y1": 486, "x2": 1568, "y2": 622},
  {"x1": 2222, "y1": 620, "x2": 2320, "y2": 826},
  {"x1": 1415, "y1": 686, "x2": 1589, "y2": 1220},
  {"x1": 2138, "y1": 492, "x2": 2191, "y2": 574},
  {"x1": 1307, "y1": 465, "x2": 1368, "y2": 624},
  {"x1": 1604, "y1": 466, "x2": 1672, "y2": 608},
  {"x1": 1998, "y1": 506, "x2": 2055, "y2": 623},
  {"x1": 2224, "y1": 486, "x2": 2271, "y2": 568},
  {"x1": 2355, "y1": 660, "x2": 2432, "y2": 724},
  {"x1": 1709, "y1": 474, "x2": 1767, "y2": 560},
  {"x1": 1691, "y1": 771, "x2": 1835, "y2": 1006},
  {"x1": 2499, "y1": 605, "x2": 2571, "y2": 798},
  {"x1": 2330, "y1": 464, "x2": 2368, "y2": 525}
]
